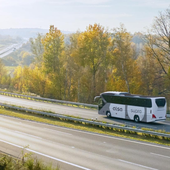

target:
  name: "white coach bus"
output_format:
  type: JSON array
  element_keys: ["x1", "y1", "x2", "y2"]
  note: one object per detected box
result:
[{"x1": 94, "y1": 91, "x2": 167, "y2": 122}]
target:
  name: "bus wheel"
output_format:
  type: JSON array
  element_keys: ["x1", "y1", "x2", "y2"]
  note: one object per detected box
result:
[
  {"x1": 134, "y1": 115, "x2": 140, "y2": 123},
  {"x1": 106, "y1": 111, "x2": 111, "y2": 118}
]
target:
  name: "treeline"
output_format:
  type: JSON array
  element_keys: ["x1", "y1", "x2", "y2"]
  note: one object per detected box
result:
[{"x1": 0, "y1": 8, "x2": 170, "y2": 104}]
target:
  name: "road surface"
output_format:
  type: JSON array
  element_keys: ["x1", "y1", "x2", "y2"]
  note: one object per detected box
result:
[
  {"x1": 0, "y1": 95, "x2": 170, "y2": 131},
  {"x1": 0, "y1": 115, "x2": 170, "y2": 170},
  {"x1": 0, "y1": 43, "x2": 24, "y2": 58}
]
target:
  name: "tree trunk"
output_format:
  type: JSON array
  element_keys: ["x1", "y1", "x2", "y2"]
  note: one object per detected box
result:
[
  {"x1": 92, "y1": 67, "x2": 96, "y2": 101},
  {"x1": 121, "y1": 63, "x2": 130, "y2": 93}
]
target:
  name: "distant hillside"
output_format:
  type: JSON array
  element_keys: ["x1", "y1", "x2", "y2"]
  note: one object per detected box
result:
[
  {"x1": 0, "y1": 28, "x2": 72, "y2": 39},
  {"x1": 132, "y1": 32, "x2": 145, "y2": 57},
  {"x1": 132, "y1": 32, "x2": 145, "y2": 44}
]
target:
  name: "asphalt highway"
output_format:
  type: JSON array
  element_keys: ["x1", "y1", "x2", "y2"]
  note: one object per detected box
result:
[
  {"x1": 0, "y1": 43, "x2": 24, "y2": 58},
  {"x1": 0, "y1": 115, "x2": 170, "y2": 170},
  {"x1": 0, "y1": 95, "x2": 170, "y2": 131}
]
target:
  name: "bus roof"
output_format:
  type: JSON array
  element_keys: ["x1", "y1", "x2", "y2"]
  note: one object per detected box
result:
[
  {"x1": 100, "y1": 91, "x2": 165, "y2": 99},
  {"x1": 101, "y1": 91, "x2": 130, "y2": 95}
]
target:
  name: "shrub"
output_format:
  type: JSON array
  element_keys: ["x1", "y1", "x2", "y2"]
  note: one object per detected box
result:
[{"x1": 0, "y1": 153, "x2": 59, "y2": 170}]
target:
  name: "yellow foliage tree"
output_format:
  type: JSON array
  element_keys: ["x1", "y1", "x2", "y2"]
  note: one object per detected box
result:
[
  {"x1": 42, "y1": 25, "x2": 65, "y2": 99},
  {"x1": 107, "y1": 24, "x2": 142, "y2": 94},
  {"x1": 73, "y1": 24, "x2": 111, "y2": 102}
]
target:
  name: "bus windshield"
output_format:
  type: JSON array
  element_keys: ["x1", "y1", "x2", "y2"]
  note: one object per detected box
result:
[
  {"x1": 155, "y1": 98, "x2": 166, "y2": 107},
  {"x1": 98, "y1": 97, "x2": 104, "y2": 110}
]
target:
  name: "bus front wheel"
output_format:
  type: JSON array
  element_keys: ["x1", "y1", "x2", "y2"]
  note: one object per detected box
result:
[
  {"x1": 106, "y1": 111, "x2": 111, "y2": 118},
  {"x1": 134, "y1": 115, "x2": 140, "y2": 123}
]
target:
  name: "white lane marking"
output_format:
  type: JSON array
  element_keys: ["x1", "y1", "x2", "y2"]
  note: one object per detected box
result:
[
  {"x1": 0, "y1": 139, "x2": 91, "y2": 170},
  {"x1": 150, "y1": 152, "x2": 170, "y2": 159},
  {"x1": 43, "y1": 128, "x2": 72, "y2": 136},
  {"x1": 26, "y1": 148, "x2": 90, "y2": 170},
  {"x1": 15, "y1": 131, "x2": 42, "y2": 139},
  {"x1": 118, "y1": 159, "x2": 158, "y2": 170},
  {"x1": 1, "y1": 114, "x2": 170, "y2": 150},
  {"x1": 54, "y1": 127, "x2": 170, "y2": 150},
  {"x1": 0, "y1": 139, "x2": 23, "y2": 148},
  {"x1": 0, "y1": 127, "x2": 41, "y2": 140}
]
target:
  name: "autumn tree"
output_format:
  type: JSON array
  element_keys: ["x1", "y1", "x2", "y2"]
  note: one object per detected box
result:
[
  {"x1": 144, "y1": 8, "x2": 170, "y2": 76},
  {"x1": 74, "y1": 24, "x2": 111, "y2": 102},
  {"x1": 65, "y1": 32, "x2": 82, "y2": 101},
  {"x1": 0, "y1": 59, "x2": 9, "y2": 88},
  {"x1": 42, "y1": 25, "x2": 65, "y2": 99},
  {"x1": 137, "y1": 46, "x2": 164, "y2": 96},
  {"x1": 28, "y1": 65, "x2": 47, "y2": 96},
  {"x1": 0, "y1": 59, "x2": 6, "y2": 79},
  {"x1": 12, "y1": 66, "x2": 24, "y2": 92},
  {"x1": 108, "y1": 24, "x2": 142, "y2": 93},
  {"x1": 30, "y1": 33, "x2": 44, "y2": 67},
  {"x1": 20, "y1": 51, "x2": 34, "y2": 66}
]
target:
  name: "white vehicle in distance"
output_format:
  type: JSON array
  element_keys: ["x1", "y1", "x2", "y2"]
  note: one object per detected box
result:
[{"x1": 94, "y1": 91, "x2": 167, "y2": 123}]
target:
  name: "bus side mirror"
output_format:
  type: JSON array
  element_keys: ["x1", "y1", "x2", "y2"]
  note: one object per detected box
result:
[{"x1": 94, "y1": 96, "x2": 100, "y2": 102}]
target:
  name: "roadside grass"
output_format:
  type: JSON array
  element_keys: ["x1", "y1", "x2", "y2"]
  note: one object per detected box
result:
[
  {"x1": 0, "y1": 151, "x2": 59, "y2": 170},
  {"x1": 0, "y1": 108, "x2": 170, "y2": 146}
]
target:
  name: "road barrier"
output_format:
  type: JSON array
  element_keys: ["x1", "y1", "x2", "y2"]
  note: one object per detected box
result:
[
  {"x1": 0, "y1": 91, "x2": 170, "y2": 118},
  {"x1": 0, "y1": 91, "x2": 97, "y2": 109},
  {"x1": 0, "y1": 102, "x2": 170, "y2": 139}
]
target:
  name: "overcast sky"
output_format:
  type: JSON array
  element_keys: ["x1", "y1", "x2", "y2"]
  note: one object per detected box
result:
[{"x1": 0, "y1": 0, "x2": 169, "y2": 33}]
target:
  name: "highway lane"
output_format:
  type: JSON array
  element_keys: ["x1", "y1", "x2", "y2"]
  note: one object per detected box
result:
[
  {"x1": 0, "y1": 95, "x2": 97, "y2": 119},
  {"x1": 0, "y1": 42, "x2": 24, "y2": 58},
  {"x1": 0, "y1": 44, "x2": 17, "y2": 54},
  {"x1": 0, "y1": 115, "x2": 170, "y2": 170},
  {"x1": 0, "y1": 95, "x2": 170, "y2": 131}
]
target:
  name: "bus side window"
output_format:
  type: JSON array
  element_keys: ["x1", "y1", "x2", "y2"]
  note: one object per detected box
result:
[
  {"x1": 98, "y1": 98, "x2": 102, "y2": 106},
  {"x1": 98, "y1": 98, "x2": 105, "y2": 110},
  {"x1": 113, "y1": 96, "x2": 122, "y2": 104},
  {"x1": 147, "y1": 99, "x2": 152, "y2": 107}
]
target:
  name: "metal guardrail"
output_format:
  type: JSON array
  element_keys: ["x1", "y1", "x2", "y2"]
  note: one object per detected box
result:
[
  {"x1": 0, "y1": 91, "x2": 170, "y2": 118},
  {"x1": 0, "y1": 103, "x2": 170, "y2": 139},
  {"x1": 0, "y1": 91, "x2": 97, "y2": 109}
]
